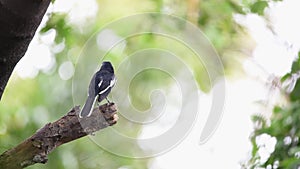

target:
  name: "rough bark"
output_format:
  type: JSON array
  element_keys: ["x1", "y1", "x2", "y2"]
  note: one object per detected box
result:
[
  {"x1": 0, "y1": 0, "x2": 51, "y2": 100},
  {"x1": 0, "y1": 103, "x2": 118, "y2": 169}
]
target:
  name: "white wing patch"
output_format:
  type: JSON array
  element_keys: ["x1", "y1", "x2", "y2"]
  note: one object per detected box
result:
[
  {"x1": 99, "y1": 77, "x2": 116, "y2": 94},
  {"x1": 110, "y1": 77, "x2": 116, "y2": 87},
  {"x1": 98, "y1": 79, "x2": 103, "y2": 88}
]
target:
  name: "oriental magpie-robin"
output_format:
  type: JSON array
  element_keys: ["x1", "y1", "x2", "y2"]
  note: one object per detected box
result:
[{"x1": 79, "y1": 61, "x2": 116, "y2": 118}]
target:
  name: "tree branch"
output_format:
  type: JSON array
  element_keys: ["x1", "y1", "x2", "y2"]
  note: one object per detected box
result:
[{"x1": 0, "y1": 103, "x2": 118, "y2": 169}]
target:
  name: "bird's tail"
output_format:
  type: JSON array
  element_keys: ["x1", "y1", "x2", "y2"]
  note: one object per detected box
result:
[{"x1": 79, "y1": 96, "x2": 96, "y2": 118}]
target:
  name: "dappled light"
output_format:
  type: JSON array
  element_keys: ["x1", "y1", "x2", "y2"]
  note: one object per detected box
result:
[{"x1": 1, "y1": 0, "x2": 300, "y2": 168}]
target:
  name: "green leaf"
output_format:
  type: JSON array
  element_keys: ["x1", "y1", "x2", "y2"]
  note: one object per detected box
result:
[
  {"x1": 281, "y1": 73, "x2": 291, "y2": 82},
  {"x1": 273, "y1": 106, "x2": 282, "y2": 114},
  {"x1": 251, "y1": 1, "x2": 268, "y2": 15},
  {"x1": 291, "y1": 57, "x2": 300, "y2": 73},
  {"x1": 290, "y1": 80, "x2": 300, "y2": 101}
]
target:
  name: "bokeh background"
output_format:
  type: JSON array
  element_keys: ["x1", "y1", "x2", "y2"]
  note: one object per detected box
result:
[{"x1": 1, "y1": 0, "x2": 300, "y2": 168}]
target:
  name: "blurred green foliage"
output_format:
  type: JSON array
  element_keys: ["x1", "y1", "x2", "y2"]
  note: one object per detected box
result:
[
  {"x1": 248, "y1": 58, "x2": 300, "y2": 168},
  {"x1": 241, "y1": 0, "x2": 300, "y2": 168},
  {"x1": 0, "y1": 0, "x2": 283, "y2": 169},
  {"x1": 249, "y1": 103, "x2": 298, "y2": 167},
  {"x1": 250, "y1": 0, "x2": 269, "y2": 15}
]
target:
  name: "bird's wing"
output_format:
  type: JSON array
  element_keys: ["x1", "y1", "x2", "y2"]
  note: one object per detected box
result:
[
  {"x1": 110, "y1": 76, "x2": 116, "y2": 87},
  {"x1": 88, "y1": 74, "x2": 97, "y2": 96},
  {"x1": 99, "y1": 76, "x2": 115, "y2": 94},
  {"x1": 98, "y1": 79, "x2": 103, "y2": 88}
]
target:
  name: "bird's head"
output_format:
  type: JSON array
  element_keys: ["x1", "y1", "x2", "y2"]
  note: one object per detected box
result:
[{"x1": 101, "y1": 61, "x2": 114, "y2": 73}]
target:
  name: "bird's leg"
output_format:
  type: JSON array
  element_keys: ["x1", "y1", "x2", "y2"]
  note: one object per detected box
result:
[
  {"x1": 96, "y1": 95, "x2": 101, "y2": 106},
  {"x1": 105, "y1": 97, "x2": 111, "y2": 103}
]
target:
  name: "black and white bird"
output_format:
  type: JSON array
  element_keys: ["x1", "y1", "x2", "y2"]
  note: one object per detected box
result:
[{"x1": 79, "y1": 61, "x2": 116, "y2": 118}]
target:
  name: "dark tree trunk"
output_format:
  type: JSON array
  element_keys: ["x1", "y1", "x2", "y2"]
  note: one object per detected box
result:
[{"x1": 0, "y1": 0, "x2": 51, "y2": 99}]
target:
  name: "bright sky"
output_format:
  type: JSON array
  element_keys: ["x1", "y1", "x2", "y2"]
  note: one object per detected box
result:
[
  {"x1": 154, "y1": 1, "x2": 299, "y2": 168},
  {"x1": 14, "y1": 0, "x2": 300, "y2": 168}
]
